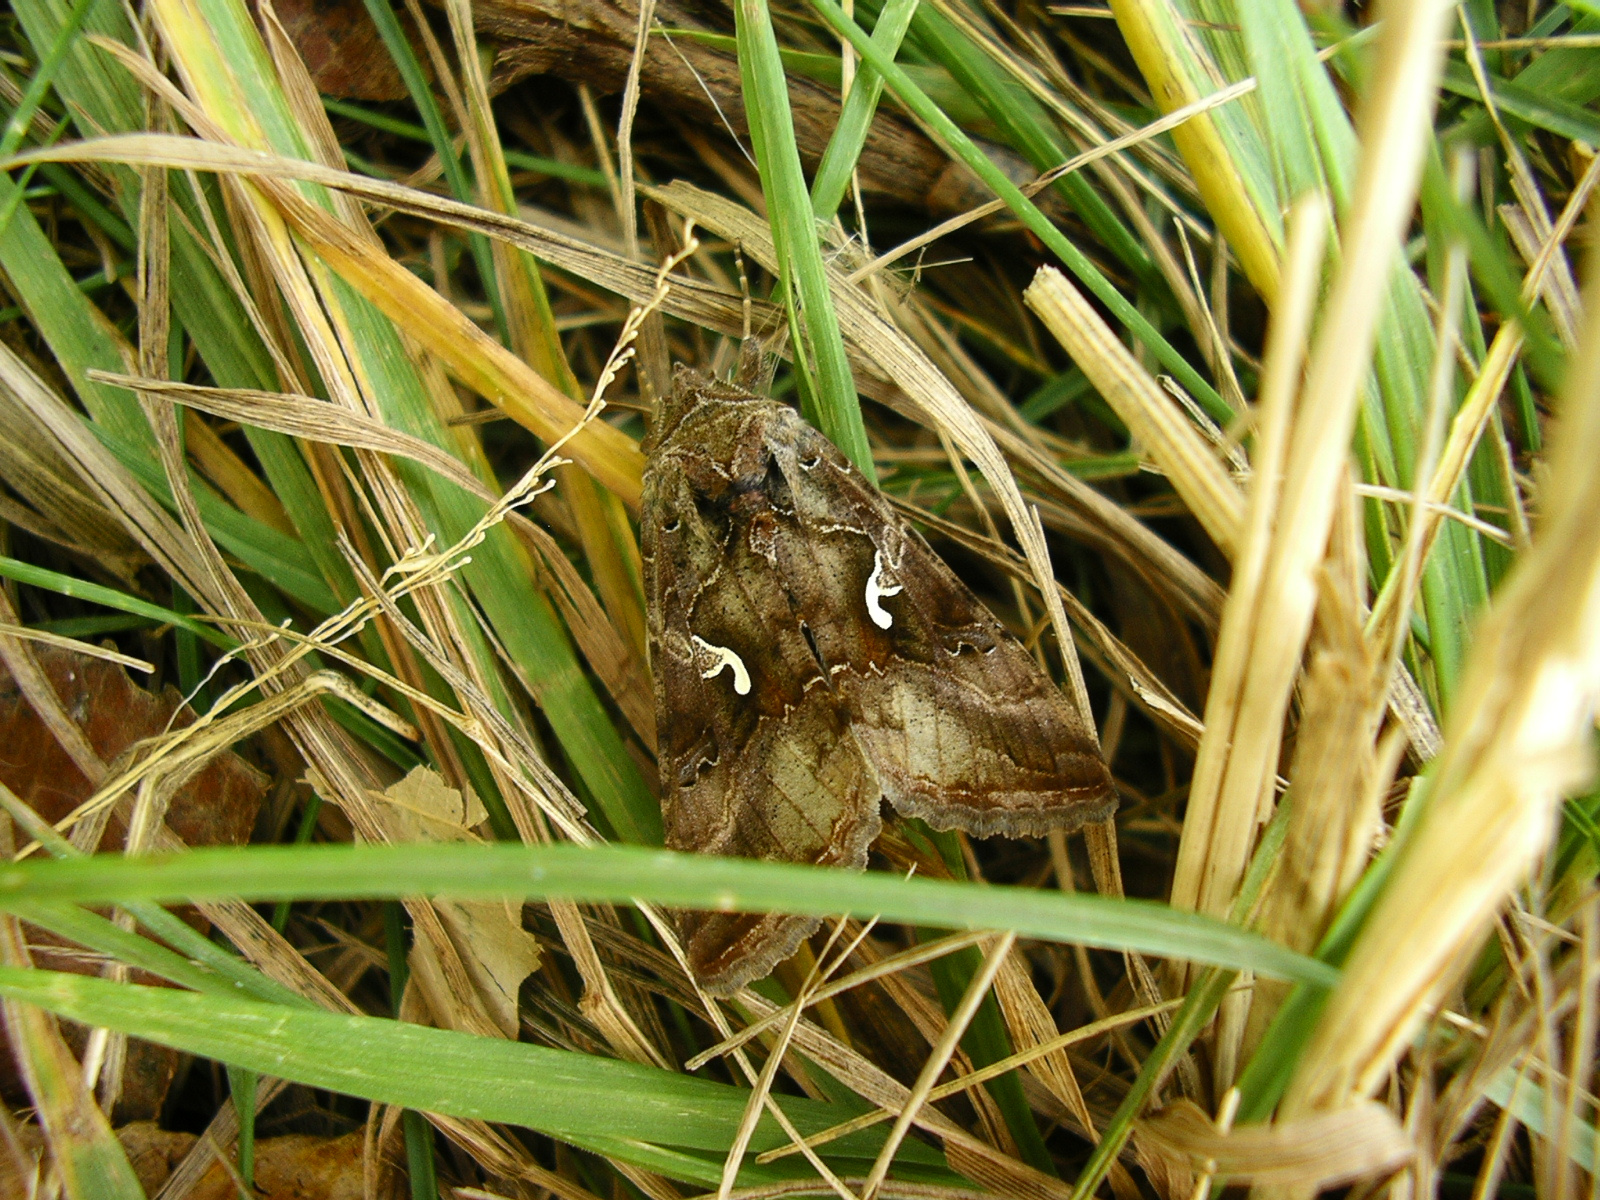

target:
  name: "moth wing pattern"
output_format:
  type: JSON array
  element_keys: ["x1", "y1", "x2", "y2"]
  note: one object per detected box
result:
[
  {"x1": 642, "y1": 374, "x2": 883, "y2": 995},
  {"x1": 642, "y1": 366, "x2": 1116, "y2": 996},
  {"x1": 754, "y1": 407, "x2": 1117, "y2": 838}
]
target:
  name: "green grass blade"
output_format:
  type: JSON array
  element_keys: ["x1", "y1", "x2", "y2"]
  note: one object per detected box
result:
[
  {"x1": 810, "y1": 0, "x2": 921, "y2": 222},
  {"x1": 12, "y1": 902, "x2": 278, "y2": 1002},
  {"x1": 0, "y1": 555, "x2": 234, "y2": 647},
  {"x1": 737, "y1": 0, "x2": 875, "y2": 478},
  {"x1": 807, "y1": 0, "x2": 1228, "y2": 422},
  {"x1": 0, "y1": 842, "x2": 1338, "y2": 984},
  {"x1": 1440, "y1": 58, "x2": 1600, "y2": 144},
  {"x1": 1483, "y1": 1063, "x2": 1598, "y2": 1173},
  {"x1": 1068, "y1": 965, "x2": 1235, "y2": 1197},
  {"x1": 0, "y1": 0, "x2": 95, "y2": 159},
  {"x1": 0, "y1": 967, "x2": 146, "y2": 1200},
  {"x1": 11, "y1": 0, "x2": 375, "y2": 641},
  {"x1": 0, "y1": 967, "x2": 940, "y2": 1182},
  {"x1": 901, "y1": 2, "x2": 1163, "y2": 293},
  {"x1": 322, "y1": 99, "x2": 608, "y2": 186}
]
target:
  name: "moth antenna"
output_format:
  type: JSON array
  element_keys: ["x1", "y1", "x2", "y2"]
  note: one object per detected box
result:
[
  {"x1": 735, "y1": 241, "x2": 752, "y2": 342},
  {"x1": 728, "y1": 244, "x2": 772, "y2": 390}
]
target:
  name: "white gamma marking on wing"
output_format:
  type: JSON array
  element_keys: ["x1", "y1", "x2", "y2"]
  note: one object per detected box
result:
[
  {"x1": 865, "y1": 550, "x2": 904, "y2": 630},
  {"x1": 692, "y1": 635, "x2": 751, "y2": 695}
]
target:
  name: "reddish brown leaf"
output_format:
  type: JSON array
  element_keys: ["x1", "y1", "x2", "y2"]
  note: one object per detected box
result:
[
  {"x1": 269, "y1": 0, "x2": 421, "y2": 101},
  {"x1": 0, "y1": 645, "x2": 269, "y2": 1120},
  {"x1": 0, "y1": 643, "x2": 267, "y2": 852}
]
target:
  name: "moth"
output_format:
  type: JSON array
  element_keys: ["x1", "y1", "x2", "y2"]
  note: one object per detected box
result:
[{"x1": 642, "y1": 355, "x2": 1117, "y2": 997}]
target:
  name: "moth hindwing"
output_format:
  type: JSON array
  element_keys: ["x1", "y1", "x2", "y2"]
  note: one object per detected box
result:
[{"x1": 641, "y1": 364, "x2": 1116, "y2": 996}]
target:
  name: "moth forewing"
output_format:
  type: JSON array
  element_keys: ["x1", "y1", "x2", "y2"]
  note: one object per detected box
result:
[{"x1": 641, "y1": 365, "x2": 1116, "y2": 996}]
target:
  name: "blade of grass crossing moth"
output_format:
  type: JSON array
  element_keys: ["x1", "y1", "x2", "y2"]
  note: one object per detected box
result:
[
  {"x1": 359, "y1": 0, "x2": 510, "y2": 344},
  {"x1": 0, "y1": 842, "x2": 1340, "y2": 983},
  {"x1": 735, "y1": 0, "x2": 876, "y2": 480},
  {"x1": 807, "y1": 0, "x2": 1228, "y2": 422},
  {"x1": 728, "y1": 26, "x2": 805, "y2": 393},
  {"x1": 735, "y1": 2, "x2": 823, "y2": 429},
  {"x1": 810, "y1": 0, "x2": 919, "y2": 222}
]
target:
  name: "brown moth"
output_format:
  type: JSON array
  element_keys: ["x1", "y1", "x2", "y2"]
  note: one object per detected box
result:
[{"x1": 641, "y1": 356, "x2": 1117, "y2": 997}]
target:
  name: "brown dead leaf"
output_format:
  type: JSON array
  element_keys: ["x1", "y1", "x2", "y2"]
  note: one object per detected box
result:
[
  {"x1": 0, "y1": 644, "x2": 269, "y2": 1119},
  {"x1": 379, "y1": 763, "x2": 488, "y2": 842},
  {"x1": 0, "y1": 643, "x2": 268, "y2": 851},
  {"x1": 1133, "y1": 1097, "x2": 1412, "y2": 1187},
  {"x1": 112, "y1": 1121, "x2": 198, "y2": 1195},
  {"x1": 376, "y1": 768, "x2": 541, "y2": 1037},
  {"x1": 110, "y1": 1122, "x2": 365, "y2": 1199},
  {"x1": 270, "y1": 0, "x2": 419, "y2": 101}
]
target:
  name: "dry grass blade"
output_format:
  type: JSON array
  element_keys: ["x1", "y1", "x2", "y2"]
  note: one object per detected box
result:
[
  {"x1": 2, "y1": 0, "x2": 1591, "y2": 1191},
  {"x1": 1025, "y1": 266, "x2": 1244, "y2": 555},
  {"x1": 0, "y1": 626, "x2": 152, "y2": 674},
  {"x1": 687, "y1": 932, "x2": 990, "y2": 1071},
  {"x1": 2, "y1": 133, "x2": 776, "y2": 360},
  {"x1": 734, "y1": 991, "x2": 1073, "y2": 1200},
  {"x1": 860, "y1": 933, "x2": 1016, "y2": 1200},
  {"x1": 1170, "y1": 0, "x2": 1455, "y2": 953},
  {"x1": 1280, "y1": 242, "x2": 1600, "y2": 1118},
  {"x1": 758, "y1": 997, "x2": 1178, "y2": 1162},
  {"x1": 1165, "y1": 194, "x2": 1327, "y2": 930},
  {"x1": 84, "y1": 370, "x2": 656, "y2": 745}
]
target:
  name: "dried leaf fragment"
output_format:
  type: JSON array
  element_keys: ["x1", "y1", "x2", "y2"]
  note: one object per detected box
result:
[{"x1": 1135, "y1": 1098, "x2": 1412, "y2": 1186}]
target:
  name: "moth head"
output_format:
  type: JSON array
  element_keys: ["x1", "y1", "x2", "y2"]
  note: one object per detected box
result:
[
  {"x1": 643, "y1": 366, "x2": 709, "y2": 452},
  {"x1": 645, "y1": 345, "x2": 778, "y2": 452}
]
